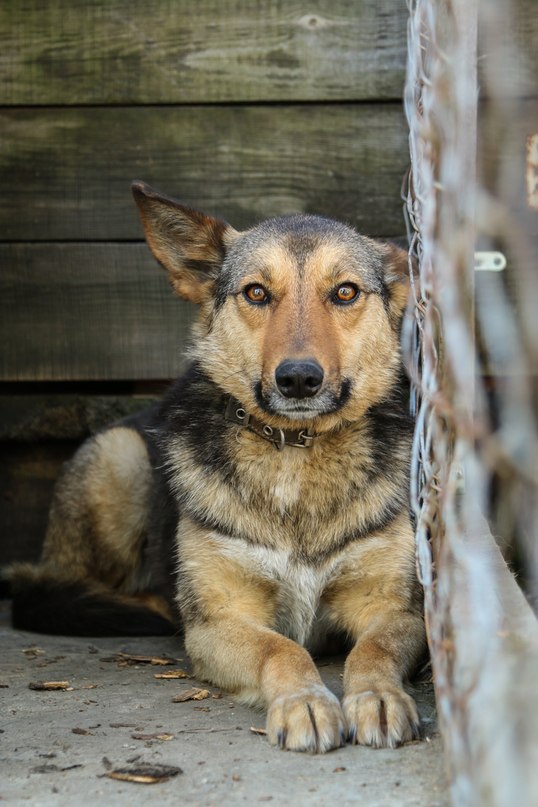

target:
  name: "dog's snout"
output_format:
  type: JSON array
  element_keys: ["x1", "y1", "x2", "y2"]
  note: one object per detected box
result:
[{"x1": 275, "y1": 359, "x2": 324, "y2": 399}]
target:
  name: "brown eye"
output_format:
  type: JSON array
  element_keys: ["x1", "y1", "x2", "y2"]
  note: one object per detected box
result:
[
  {"x1": 243, "y1": 284, "x2": 270, "y2": 305},
  {"x1": 333, "y1": 283, "x2": 360, "y2": 305}
]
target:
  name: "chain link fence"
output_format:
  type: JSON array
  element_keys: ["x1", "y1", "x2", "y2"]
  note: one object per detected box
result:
[{"x1": 404, "y1": 0, "x2": 538, "y2": 802}]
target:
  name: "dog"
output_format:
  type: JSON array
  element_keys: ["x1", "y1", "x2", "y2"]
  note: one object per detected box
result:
[{"x1": 8, "y1": 182, "x2": 425, "y2": 753}]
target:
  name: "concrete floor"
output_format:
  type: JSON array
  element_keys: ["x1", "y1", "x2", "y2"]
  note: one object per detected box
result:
[{"x1": 0, "y1": 604, "x2": 447, "y2": 806}]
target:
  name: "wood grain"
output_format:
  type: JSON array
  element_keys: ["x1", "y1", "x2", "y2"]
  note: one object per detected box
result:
[
  {"x1": 1, "y1": 1, "x2": 535, "y2": 107},
  {"x1": 0, "y1": 442, "x2": 78, "y2": 566},
  {"x1": 0, "y1": 394, "x2": 156, "y2": 440},
  {"x1": 0, "y1": 244, "x2": 194, "y2": 380},
  {"x1": 0, "y1": 104, "x2": 409, "y2": 241},
  {"x1": 477, "y1": 0, "x2": 538, "y2": 99},
  {"x1": 0, "y1": 0, "x2": 407, "y2": 105}
]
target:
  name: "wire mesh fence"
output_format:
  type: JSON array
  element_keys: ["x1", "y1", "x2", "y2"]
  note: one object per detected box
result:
[{"x1": 404, "y1": 0, "x2": 538, "y2": 802}]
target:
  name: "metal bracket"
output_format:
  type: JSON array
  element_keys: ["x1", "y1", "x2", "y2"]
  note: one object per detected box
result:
[{"x1": 474, "y1": 251, "x2": 506, "y2": 272}]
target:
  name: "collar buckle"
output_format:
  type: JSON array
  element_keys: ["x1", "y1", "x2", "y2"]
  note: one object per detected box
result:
[{"x1": 296, "y1": 430, "x2": 314, "y2": 448}]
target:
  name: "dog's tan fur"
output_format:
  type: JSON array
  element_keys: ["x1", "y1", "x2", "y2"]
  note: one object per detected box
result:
[{"x1": 9, "y1": 183, "x2": 425, "y2": 753}]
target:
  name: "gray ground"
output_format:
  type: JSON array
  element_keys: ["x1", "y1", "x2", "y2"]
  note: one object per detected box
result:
[{"x1": 0, "y1": 605, "x2": 447, "y2": 806}]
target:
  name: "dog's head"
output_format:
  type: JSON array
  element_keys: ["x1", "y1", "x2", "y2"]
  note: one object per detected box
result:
[{"x1": 133, "y1": 182, "x2": 410, "y2": 431}]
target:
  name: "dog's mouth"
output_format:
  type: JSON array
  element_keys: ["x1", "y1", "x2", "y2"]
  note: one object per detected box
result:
[{"x1": 254, "y1": 380, "x2": 351, "y2": 421}]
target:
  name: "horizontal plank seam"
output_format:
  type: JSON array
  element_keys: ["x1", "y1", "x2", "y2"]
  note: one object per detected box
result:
[
  {"x1": 0, "y1": 233, "x2": 409, "y2": 246},
  {"x1": 2, "y1": 95, "x2": 536, "y2": 112},
  {"x1": 0, "y1": 381, "x2": 170, "y2": 392},
  {"x1": 0, "y1": 98, "x2": 406, "y2": 112}
]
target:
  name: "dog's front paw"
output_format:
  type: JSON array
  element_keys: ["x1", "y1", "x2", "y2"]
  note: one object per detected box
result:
[
  {"x1": 343, "y1": 687, "x2": 420, "y2": 748},
  {"x1": 266, "y1": 685, "x2": 346, "y2": 753}
]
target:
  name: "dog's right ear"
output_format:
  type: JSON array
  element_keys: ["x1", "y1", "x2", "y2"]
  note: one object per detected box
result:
[{"x1": 131, "y1": 181, "x2": 239, "y2": 304}]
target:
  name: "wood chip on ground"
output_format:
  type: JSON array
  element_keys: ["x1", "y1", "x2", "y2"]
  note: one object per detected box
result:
[
  {"x1": 106, "y1": 763, "x2": 183, "y2": 784},
  {"x1": 22, "y1": 647, "x2": 45, "y2": 657},
  {"x1": 28, "y1": 681, "x2": 72, "y2": 691},
  {"x1": 172, "y1": 687, "x2": 210, "y2": 702},
  {"x1": 153, "y1": 669, "x2": 190, "y2": 679}
]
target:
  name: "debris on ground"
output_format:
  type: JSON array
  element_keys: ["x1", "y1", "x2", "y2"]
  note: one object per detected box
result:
[
  {"x1": 22, "y1": 646, "x2": 45, "y2": 658},
  {"x1": 28, "y1": 680, "x2": 72, "y2": 691},
  {"x1": 172, "y1": 687, "x2": 210, "y2": 702},
  {"x1": 99, "y1": 652, "x2": 177, "y2": 666},
  {"x1": 105, "y1": 763, "x2": 183, "y2": 784},
  {"x1": 1, "y1": 624, "x2": 446, "y2": 804},
  {"x1": 154, "y1": 669, "x2": 190, "y2": 679}
]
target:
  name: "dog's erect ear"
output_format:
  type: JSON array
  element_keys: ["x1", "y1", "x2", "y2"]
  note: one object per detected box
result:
[
  {"x1": 382, "y1": 243, "x2": 414, "y2": 317},
  {"x1": 132, "y1": 181, "x2": 239, "y2": 304}
]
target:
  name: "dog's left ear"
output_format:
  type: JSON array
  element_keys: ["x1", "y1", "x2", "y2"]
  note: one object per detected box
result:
[
  {"x1": 382, "y1": 244, "x2": 414, "y2": 318},
  {"x1": 132, "y1": 181, "x2": 239, "y2": 304}
]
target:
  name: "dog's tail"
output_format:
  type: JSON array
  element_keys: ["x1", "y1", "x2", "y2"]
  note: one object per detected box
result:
[{"x1": 6, "y1": 564, "x2": 177, "y2": 637}]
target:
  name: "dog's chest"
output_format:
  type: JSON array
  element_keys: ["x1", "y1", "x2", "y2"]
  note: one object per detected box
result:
[
  {"x1": 171, "y1": 423, "x2": 375, "y2": 557},
  {"x1": 214, "y1": 536, "x2": 339, "y2": 648},
  {"x1": 235, "y1": 438, "x2": 352, "y2": 525},
  {"x1": 267, "y1": 467, "x2": 303, "y2": 514}
]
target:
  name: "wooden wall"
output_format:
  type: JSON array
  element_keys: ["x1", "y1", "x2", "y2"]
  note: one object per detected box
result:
[
  {"x1": 0, "y1": 1, "x2": 411, "y2": 384},
  {"x1": 0, "y1": 1, "x2": 536, "y2": 565},
  {"x1": 0, "y1": 1, "x2": 411, "y2": 565}
]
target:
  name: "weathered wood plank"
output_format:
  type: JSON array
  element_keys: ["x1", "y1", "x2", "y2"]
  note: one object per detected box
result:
[
  {"x1": 0, "y1": 442, "x2": 78, "y2": 566},
  {"x1": 478, "y1": 0, "x2": 538, "y2": 99},
  {"x1": 0, "y1": 244, "x2": 194, "y2": 381},
  {"x1": 0, "y1": 394, "x2": 157, "y2": 441},
  {"x1": 0, "y1": 0, "x2": 407, "y2": 105},
  {"x1": 476, "y1": 97, "x2": 538, "y2": 376},
  {"x1": 0, "y1": 104, "x2": 409, "y2": 241},
  {"x1": 479, "y1": 99, "x2": 538, "y2": 222}
]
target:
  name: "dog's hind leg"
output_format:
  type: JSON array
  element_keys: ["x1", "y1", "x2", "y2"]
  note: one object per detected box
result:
[
  {"x1": 8, "y1": 426, "x2": 176, "y2": 636},
  {"x1": 9, "y1": 573, "x2": 176, "y2": 636}
]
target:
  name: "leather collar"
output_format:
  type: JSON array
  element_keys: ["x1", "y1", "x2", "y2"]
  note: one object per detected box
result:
[{"x1": 225, "y1": 397, "x2": 314, "y2": 450}]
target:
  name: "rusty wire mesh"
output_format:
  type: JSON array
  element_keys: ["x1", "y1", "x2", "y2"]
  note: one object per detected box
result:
[{"x1": 404, "y1": 0, "x2": 538, "y2": 801}]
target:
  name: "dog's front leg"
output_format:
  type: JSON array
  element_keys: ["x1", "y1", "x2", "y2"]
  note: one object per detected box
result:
[
  {"x1": 326, "y1": 518, "x2": 425, "y2": 748},
  {"x1": 185, "y1": 617, "x2": 345, "y2": 753},
  {"x1": 341, "y1": 609, "x2": 424, "y2": 748},
  {"x1": 177, "y1": 523, "x2": 345, "y2": 753}
]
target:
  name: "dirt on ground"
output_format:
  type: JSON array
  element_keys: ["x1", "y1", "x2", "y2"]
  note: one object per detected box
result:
[{"x1": 0, "y1": 606, "x2": 447, "y2": 806}]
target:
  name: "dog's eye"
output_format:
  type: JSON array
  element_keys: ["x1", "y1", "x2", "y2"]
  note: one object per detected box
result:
[
  {"x1": 243, "y1": 284, "x2": 270, "y2": 305},
  {"x1": 333, "y1": 283, "x2": 360, "y2": 305}
]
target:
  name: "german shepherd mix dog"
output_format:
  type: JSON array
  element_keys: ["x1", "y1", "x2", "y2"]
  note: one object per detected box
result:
[{"x1": 9, "y1": 182, "x2": 425, "y2": 753}]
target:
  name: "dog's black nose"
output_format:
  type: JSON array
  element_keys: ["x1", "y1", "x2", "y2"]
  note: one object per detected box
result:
[{"x1": 275, "y1": 359, "x2": 324, "y2": 399}]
